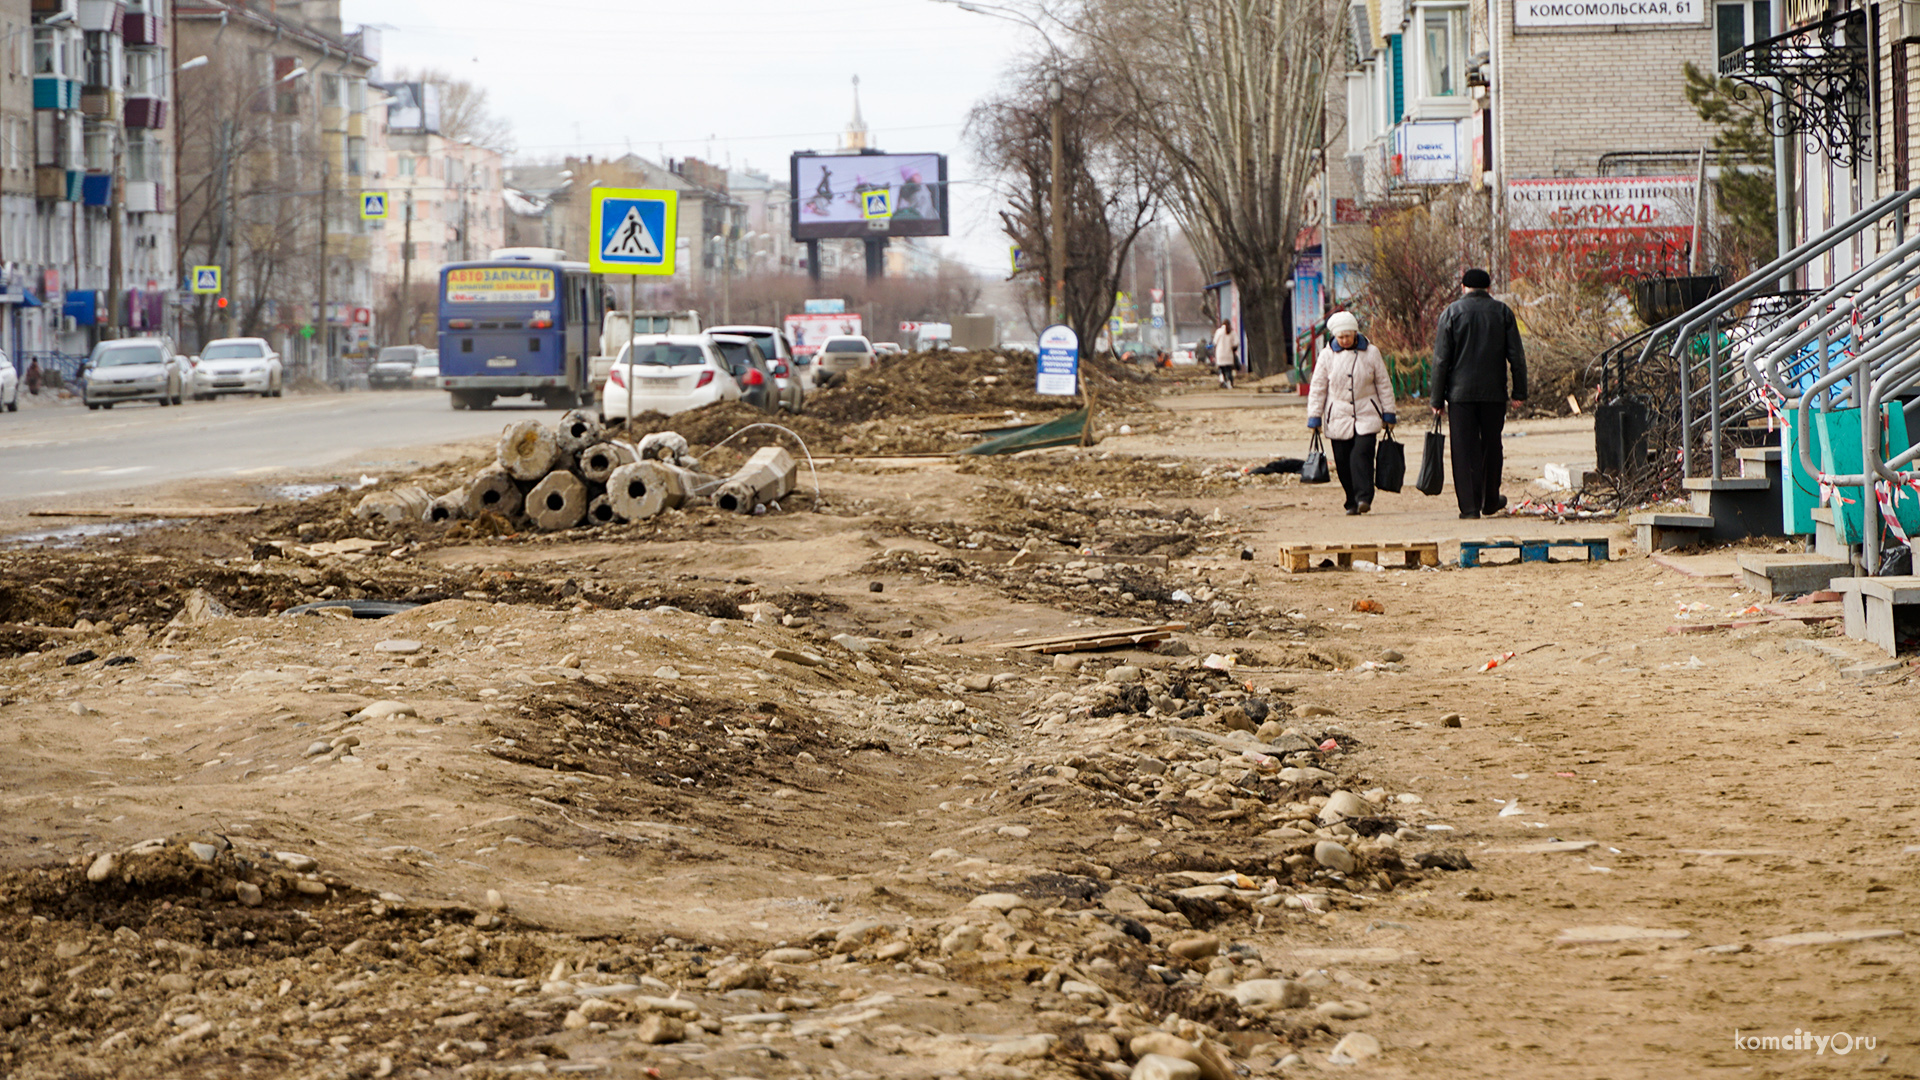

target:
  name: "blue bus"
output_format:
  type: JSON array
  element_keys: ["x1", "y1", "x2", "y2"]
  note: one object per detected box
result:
[{"x1": 437, "y1": 251, "x2": 605, "y2": 410}]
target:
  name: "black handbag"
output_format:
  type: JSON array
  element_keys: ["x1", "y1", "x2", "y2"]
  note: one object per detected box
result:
[
  {"x1": 1415, "y1": 413, "x2": 1446, "y2": 496},
  {"x1": 1374, "y1": 426, "x2": 1406, "y2": 493},
  {"x1": 1302, "y1": 431, "x2": 1331, "y2": 484}
]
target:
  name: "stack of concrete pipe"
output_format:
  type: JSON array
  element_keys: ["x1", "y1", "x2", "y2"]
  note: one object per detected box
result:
[{"x1": 381, "y1": 420, "x2": 797, "y2": 532}]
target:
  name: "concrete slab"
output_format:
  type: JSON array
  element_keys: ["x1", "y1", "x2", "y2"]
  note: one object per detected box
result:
[
  {"x1": 1554, "y1": 925, "x2": 1691, "y2": 946},
  {"x1": 1760, "y1": 929, "x2": 1905, "y2": 948},
  {"x1": 1736, "y1": 553, "x2": 1853, "y2": 598}
]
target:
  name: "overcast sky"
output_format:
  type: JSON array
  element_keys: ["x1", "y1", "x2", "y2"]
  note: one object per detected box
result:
[{"x1": 341, "y1": 0, "x2": 1053, "y2": 276}]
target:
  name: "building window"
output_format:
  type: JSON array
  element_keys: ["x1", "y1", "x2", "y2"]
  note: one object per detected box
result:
[
  {"x1": 1716, "y1": 0, "x2": 1771, "y2": 62},
  {"x1": 127, "y1": 49, "x2": 163, "y2": 97},
  {"x1": 83, "y1": 125, "x2": 110, "y2": 172},
  {"x1": 398, "y1": 156, "x2": 415, "y2": 178},
  {"x1": 1418, "y1": 6, "x2": 1466, "y2": 99},
  {"x1": 347, "y1": 136, "x2": 364, "y2": 176}
]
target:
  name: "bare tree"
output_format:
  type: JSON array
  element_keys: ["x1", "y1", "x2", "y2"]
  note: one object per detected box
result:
[
  {"x1": 385, "y1": 66, "x2": 515, "y2": 151},
  {"x1": 1079, "y1": 0, "x2": 1349, "y2": 376},
  {"x1": 966, "y1": 56, "x2": 1165, "y2": 356}
]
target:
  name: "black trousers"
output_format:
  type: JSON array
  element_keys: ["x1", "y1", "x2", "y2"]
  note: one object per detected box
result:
[
  {"x1": 1331, "y1": 432, "x2": 1377, "y2": 511},
  {"x1": 1448, "y1": 400, "x2": 1507, "y2": 515}
]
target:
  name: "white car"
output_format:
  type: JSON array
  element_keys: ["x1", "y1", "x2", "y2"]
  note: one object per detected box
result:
[
  {"x1": 0, "y1": 356, "x2": 16, "y2": 412},
  {"x1": 193, "y1": 337, "x2": 284, "y2": 398},
  {"x1": 411, "y1": 350, "x2": 441, "y2": 387},
  {"x1": 83, "y1": 338, "x2": 184, "y2": 409},
  {"x1": 813, "y1": 334, "x2": 878, "y2": 386},
  {"x1": 599, "y1": 335, "x2": 742, "y2": 422}
]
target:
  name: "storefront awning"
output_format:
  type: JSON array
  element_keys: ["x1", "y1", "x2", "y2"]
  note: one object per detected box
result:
[{"x1": 1717, "y1": 8, "x2": 1869, "y2": 167}]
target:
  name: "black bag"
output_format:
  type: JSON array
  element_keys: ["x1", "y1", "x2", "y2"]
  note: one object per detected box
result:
[
  {"x1": 1374, "y1": 427, "x2": 1406, "y2": 493},
  {"x1": 1301, "y1": 431, "x2": 1331, "y2": 484},
  {"x1": 1415, "y1": 414, "x2": 1446, "y2": 496}
]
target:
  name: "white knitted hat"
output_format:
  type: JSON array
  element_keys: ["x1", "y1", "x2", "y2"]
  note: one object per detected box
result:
[{"x1": 1327, "y1": 311, "x2": 1360, "y2": 337}]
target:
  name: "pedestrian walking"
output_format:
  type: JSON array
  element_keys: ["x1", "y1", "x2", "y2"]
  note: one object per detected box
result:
[
  {"x1": 1430, "y1": 268, "x2": 1527, "y2": 520},
  {"x1": 23, "y1": 357, "x2": 40, "y2": 396},
  {"x1": 1211, "y1": 319, "x2": 1238, "y2": 389},
  {"x1": 1307, "y1": 311, "x2": 1397, "y2": 515}
]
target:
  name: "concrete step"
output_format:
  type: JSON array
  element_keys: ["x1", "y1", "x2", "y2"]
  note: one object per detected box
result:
[
  {"x1": 1812, "y1": 506, "x2": 1853, "y2": 561},
  {"x1": 1685, "y1": 474, "x2": 1784, "y2": 537},
  {"x1": 1682, "y1": 476, "x2": 1773, "y2": 491},
  {"x1": 1833, "y1": 574, "x2": 1920, "y2": 655},
  {"x1": 1630, "y1": 511, "x2": 1715, "y2": 552},
  {"x1": 1736, "y1": 553, "x2": 1852, "y2": 598},
  {"x1": 1737, "y1": 446, "x2": 1783, "y2": 463}
]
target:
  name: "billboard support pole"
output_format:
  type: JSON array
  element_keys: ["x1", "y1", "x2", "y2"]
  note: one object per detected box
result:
[
  {"x1": 807, "y1": 239, "x2": 821, "y2": 286},
  {"x1": 865, "y1": 237, "x2": 886, "y2": 282}
]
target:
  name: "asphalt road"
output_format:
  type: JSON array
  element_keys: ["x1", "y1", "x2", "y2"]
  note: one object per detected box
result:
[{"x1": 0, "y1": 389, "x2": 570, "y2": 510}]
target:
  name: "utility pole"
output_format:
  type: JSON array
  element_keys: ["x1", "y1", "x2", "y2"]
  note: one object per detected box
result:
[
  {"x1": 400, "y1": 191, "x2": 413, "y2": 345},
  {"x1": 218, "y1": 120, "x2": 236, "y2": 338},
  {"x1": 1047, "y1": 75, "x2": 1065, "y2": 326},
  {"x1": 107, "y1": 128, "x2": 124, "y2": 340},
  {"x1": 318, "y1": 156, "x2": 329, "y2": 381}
]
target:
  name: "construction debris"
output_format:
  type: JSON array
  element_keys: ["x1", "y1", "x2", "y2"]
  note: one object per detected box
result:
[
  {"x1": 465, "y1": 464, "x2": 524, "y2": 520},
  {"x1": 351, "y1": 485, "x2": 431, "y2": 524},
  {"x1": 715, "y1": 446, "x2": 798, "y2": 513},
  {"x1": 498, "y1": 419, "x2": 564, "y2": 480},
  {"x1": 992, "y1": 622, "x2": 1188, "y2": 653},
  {"x1": 526, "y1": 470, "x2": 591, "y2": 531},
  {"x1": 606, "y1": 460, "x2": 706, "y2": 522},
  {"x1": 578, "y1": 440, "x2": 638, "y2": 483},
  {"x1": 555, "y1": 408, "x2": 604, "y2": 454}
]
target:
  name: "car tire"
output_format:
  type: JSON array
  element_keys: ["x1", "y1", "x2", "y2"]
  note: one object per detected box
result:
[
  {"x1": 88, "y1": 402, "x2": 98, "y2": 410},
  {"x1": 102, "y1": 402, "x2": 113, "y2": 409}
]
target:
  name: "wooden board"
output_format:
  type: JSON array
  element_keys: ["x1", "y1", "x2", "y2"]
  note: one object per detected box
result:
[
  {"x1": 989, "y1": 622, "x2": 1187, "y2": 654},
  {"x1": 1276, "y1": 540, "x2": 1441, "y2": 573}
]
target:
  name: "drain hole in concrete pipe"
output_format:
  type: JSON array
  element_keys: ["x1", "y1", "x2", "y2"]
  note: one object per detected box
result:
[
  {"x1": 627, "y1": 481, "x2": 647, "y2": 498},
  {"x1": 430, "y1": 507, "x2": 450, "y2": 521},
  {"x1": 546, "y1": 493, "x2": 566, "y2": 511},
  {"x1": 591, "y1": 504, "x2": 613, "y2": 521},
  {"x1": 717, "y1": 494, "x2": 740, "y2": 512},
  {"x1": 482, "y1": 490, "x2": 501, "y2": 505},
  {"x1": 589, "y1": 452, "x2": 609, "y2": 470}
]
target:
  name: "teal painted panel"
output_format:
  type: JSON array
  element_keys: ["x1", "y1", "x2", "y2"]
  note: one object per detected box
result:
[
  {"x1": 1782, "y1": 408, "x2": 1819, "y2": 535},
  {"x1": 1814, "y1": 408, "x2": 1865, "y2": 544}
]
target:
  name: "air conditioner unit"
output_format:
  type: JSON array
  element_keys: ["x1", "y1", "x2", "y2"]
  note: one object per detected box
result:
[{"x1": 62, "y1": 314, "x2": 77, "y2": 332}]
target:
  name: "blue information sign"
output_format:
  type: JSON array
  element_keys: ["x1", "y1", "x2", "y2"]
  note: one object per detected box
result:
[{"x1": 1036, "y1": 324, "x2": 1079, "y2": 396}]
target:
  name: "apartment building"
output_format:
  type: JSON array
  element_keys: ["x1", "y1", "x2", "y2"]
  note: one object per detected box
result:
[
  {"x1": 377, "y1": 78, "x2": 503, "y2": 345},
  {"x1": 174, "y1": 0, "x2": 380, "y2": 374}
]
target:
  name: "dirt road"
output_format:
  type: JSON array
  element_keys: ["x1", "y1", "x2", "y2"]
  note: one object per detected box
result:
[{"x1": 0, "y1": 364, "x2": 1913, "y2": 1080}]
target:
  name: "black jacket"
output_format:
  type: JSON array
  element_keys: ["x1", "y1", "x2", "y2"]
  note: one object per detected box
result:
[{"x1": 1431, "y1": 290, "x2": 1526, "y2": 406}]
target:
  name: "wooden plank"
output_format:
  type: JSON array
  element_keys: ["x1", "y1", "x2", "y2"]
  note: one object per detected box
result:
[
  {"x1": 988, "y1": 622, "x2": 1189, "y2": 651},
  {"x1": 29, "y1": 506, "x2": 261, "y2": 519},
  {"x1": 1277, "y1": 539, "x2": 1440, "y2": 573}
]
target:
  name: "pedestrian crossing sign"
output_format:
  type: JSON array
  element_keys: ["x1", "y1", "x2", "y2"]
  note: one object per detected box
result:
[
  {"x1": 589, "y1": 188, "x2": 678, "y2": 276},
  {"x1": 360, "y1": 192, "x2": 389, "y2": 220},
  {"x1": 861, "y1": 189, "x2": 892, "y2": 219},
  {"x1": 190, "y1": 266, "x2": 221, "y2": 295}
]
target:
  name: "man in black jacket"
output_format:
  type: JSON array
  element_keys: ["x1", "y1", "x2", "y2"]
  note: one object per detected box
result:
[{"x1": 1431, "y1": 268, "x2": 1527, "y2": 519}]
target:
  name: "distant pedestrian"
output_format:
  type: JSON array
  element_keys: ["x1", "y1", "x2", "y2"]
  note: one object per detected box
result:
[
  {"x1": 1431, "y1": 268, "x2": 1527, "y2": 520},
  {"x1": 1211, "y1": 319, "x2": 1238, "y2": 389},
  {"x1": 1307, "y1": 311, "x2": 1396, "y2": 515},
  {"x1": 23, "y1": 357, "x2": 40, "y2": 396}
]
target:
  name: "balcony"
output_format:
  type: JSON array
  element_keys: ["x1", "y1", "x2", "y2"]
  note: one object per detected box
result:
[
  {"x1": 75, "y1": 0, "x2": 121, "y2": 32},
  {"x1": 124, "y1": 179, "x2": 156, "y2": 212},
  {"x1": 79, "y1": 87, "x2": 119, "y2": 118},
  {"x1": 34, "y1": 77, "x2": 80, "y2": 110},
  {"x1": 124, "y1": 96, "x2": 163, "y2": 128},
  {"x1": 36, "y1": 165, "x2": 79, "y2": 201},
  {"x1": 120, "y1": 11, "x2": 157, "y2": 44}
]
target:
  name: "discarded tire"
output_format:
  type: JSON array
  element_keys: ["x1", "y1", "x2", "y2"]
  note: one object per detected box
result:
[
  {"x1": 526, "y1": 469, "x2": 588, "y2": 531},
  {"x1": 466, "y1": 465, "x2": 524, "y2": 519}
]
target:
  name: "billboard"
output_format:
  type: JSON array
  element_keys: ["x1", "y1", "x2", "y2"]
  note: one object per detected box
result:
[
  {"x1": 791, "y1": 152, "x2": 949, "y2": 240},
  {"x1": 785, "y1": 312, "x2": 864, "y2": 351}
]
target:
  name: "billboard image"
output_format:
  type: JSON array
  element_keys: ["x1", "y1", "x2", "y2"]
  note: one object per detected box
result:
[
  {"x1": 785, "y1": 313, "x2": 864, "y2": 351},
  {"x1": 791, "y1": 153, "x2": 949, "y2": 240}
]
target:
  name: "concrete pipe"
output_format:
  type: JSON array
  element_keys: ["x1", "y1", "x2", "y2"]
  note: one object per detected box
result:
[
  {"x1": 637, "y1": 431, "x2": 690, "y2": 462},
  {"x1": 353, "y1": 485, "x2": 433, "y2": 524},
  {"x1": 715, "y1": 446, "x2": 798, "y2": 514},
  {"x1": 497, "y1": 420, "x2": 561, "y2": 480},
  {"x1": 526, "y1": 469, "x2": 588, "y2": 531},
  {"x1": 578, "y1": 441, "x2": 638, "y2": 483},
  {"x1": 556, "y1": 409, "x2": 604, "y2": 454},
  {"x1": 607, "y1": 460, "x2": 693, "y2": 522},
  {"x1": 427, "y1": 488, "x2": 467, "y2": 523},
  {"x1": 466, "y1": 465, "x2": 524, "y2": 520},
  {"x1": 586, "y1": 493, "x2": 619, "y2": 526}
]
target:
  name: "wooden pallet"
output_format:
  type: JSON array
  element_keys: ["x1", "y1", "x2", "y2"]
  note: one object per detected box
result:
[
  {"x1": 1459, "y1": 536, "x2": 1610, "y2": 568},
  {"x1": 1276, "y1": 540, "x2": 1441, "y2": 572}
]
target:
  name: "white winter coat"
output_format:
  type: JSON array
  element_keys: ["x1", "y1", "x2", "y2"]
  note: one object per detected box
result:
[
  {"x1": 1307, "y1": 340, "x2": 1396, "y2": 440},
  {"x1": 1211, "y1": 325, "x2": 1237, "y2": 369}
]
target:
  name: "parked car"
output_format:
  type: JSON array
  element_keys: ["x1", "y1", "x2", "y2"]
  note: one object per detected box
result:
[
  {"x1": 82, "y1": 337, "x2": 184, "y2": 409},
  {"x1": 813, "y1": 335, "x2": 878, "y2": 386},
  {"x1": 369, "y1": 345, "x2": 431, "y2": 389},
  {"x1": 873, "y1": 341, "x2": 904, "y2": 356},
  {"x1": 706, "y1": 324, "x2": 806, "y2": 409},
  {"x1": 411, "y1": 350, "x2": 441, "y2": 387},
  {"x1": 0, "y1": 356, "x2": 16, "y2": 412},
  {"x1": 193, "y1": 337, "x2": 283, "y2": 398},
  {"x1": 598, "y1": 335, "x2": 742, "y2": 422},
  {"x1": 709, "y1": 333, "x2": 781, "y2": 413}
]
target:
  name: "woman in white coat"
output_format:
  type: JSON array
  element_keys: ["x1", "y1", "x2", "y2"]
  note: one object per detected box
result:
[{"x1": 1306, "y1": 310, "x2": 1398, "y2": 515}]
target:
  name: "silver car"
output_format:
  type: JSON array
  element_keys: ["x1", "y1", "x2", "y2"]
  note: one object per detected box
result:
[
  {"x1": 83, "y1": 338, "x2": 184, "y2": 409},
  {"x1": 193, "y1": 337, "x2": 283, "y2": 398}
]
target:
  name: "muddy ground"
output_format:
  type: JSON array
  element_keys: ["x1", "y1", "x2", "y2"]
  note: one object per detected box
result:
[{"x1": 0, "y1": 367, "x2": 1915, "y2": 1080}]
